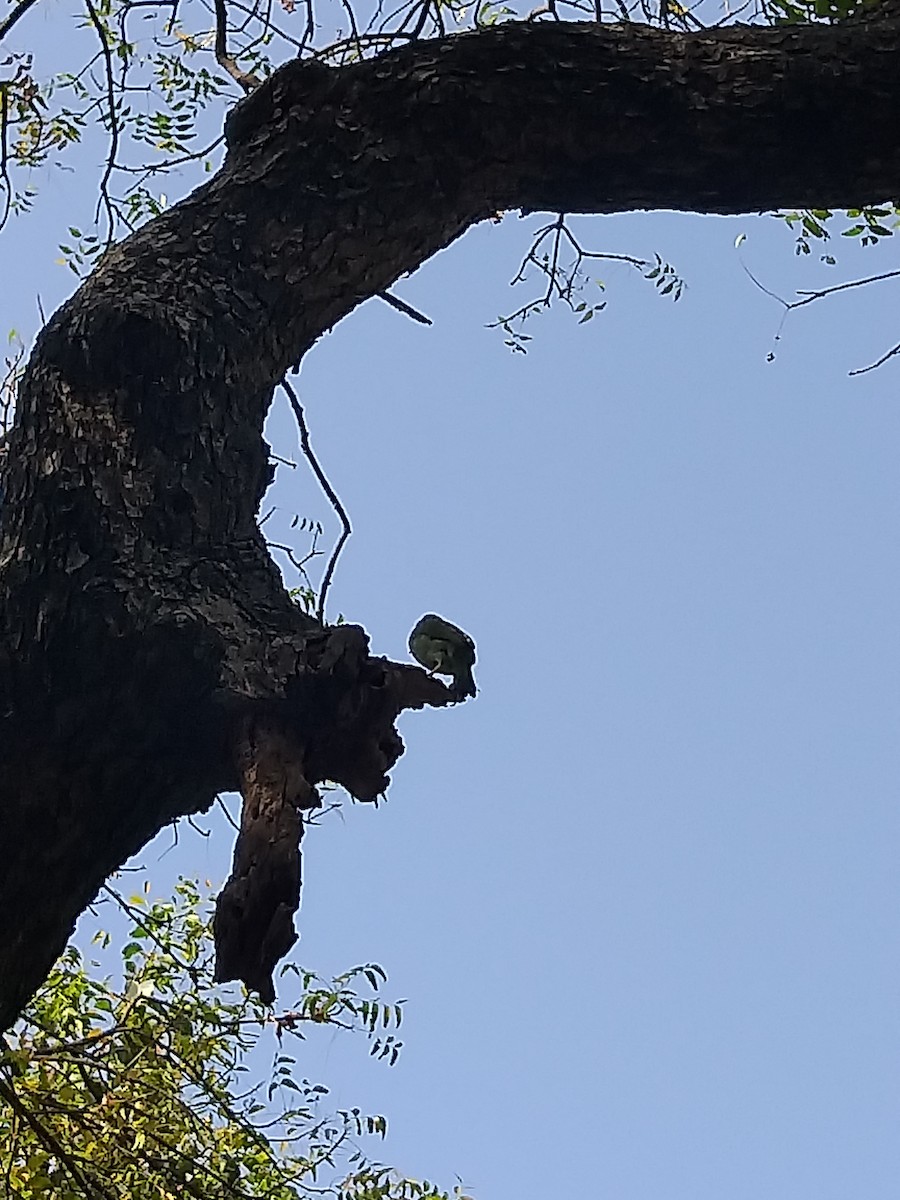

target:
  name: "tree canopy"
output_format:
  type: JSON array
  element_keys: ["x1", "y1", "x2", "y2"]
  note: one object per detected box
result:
[{"x1": 3, "y1": 875, "x2": 463, "y2": 1199}]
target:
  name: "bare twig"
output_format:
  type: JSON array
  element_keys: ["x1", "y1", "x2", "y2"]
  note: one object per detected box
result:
[
  {"x1": 740, "y1": 252, "x2": 900, "y2": 374},
  {"x1": 214, "y1": 0, "x2": 262, "y2": 91},
  {"x1": 791, "y1": 267, "x2": 900, "y2": 309},
  {"x1": 300, "y1": 0, "x2": 315, "y2": 47},
  {"x1": 849, "y1": 339, "x2": 900, "y2": 376},
  {"x1": 280, "y1": 378, "x2": 351, "y2": 625},
  {"x1": 0, "y1": 0, "x2": 43, "y2": 43},
  {"x1": 201, "y1": 0, "x2": 305, "y2": 49},
  {"x1": 737, "y1": 256, "x2": 789, "y2": 307},
  {"x1": 335, "y1": 0, "x2": 363, "y2": 55},
  {"x1": 740, "y1": 255, "x2": 900, "y2": 314},
  {"x1": 231, "y1": 0, "x2": 279, "y2": 61},
  {"x1": 83, "y1": 0, "x2": 118, "y2": 241},
  {"x1": 216, "y1": 794, "x2": 241, "y2": 831},
  {"x1": 266, "y1": 538, "x2": 321, "y2": 576},
  {"x1": 165, "y1": 0, "x2": 183, "y2": 35},
  {"x1": 377, "y1": 290, "x2": 433, "y2": 325},
  {"x1": 0, "y1": 84, "x2": 10, "y2": 233},
  {"x1": 233, "y1": 0, "x2": 265, "y2": 36}
]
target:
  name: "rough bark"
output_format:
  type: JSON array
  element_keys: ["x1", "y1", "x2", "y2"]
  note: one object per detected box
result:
[{"x1": 2, "y1": 11, "x2": 899, "y2": 1031}]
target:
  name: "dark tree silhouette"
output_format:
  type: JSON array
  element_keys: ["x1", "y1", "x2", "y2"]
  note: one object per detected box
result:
[{"x1": 2, "y1": 9, "x2": 899, "y2": 1030}]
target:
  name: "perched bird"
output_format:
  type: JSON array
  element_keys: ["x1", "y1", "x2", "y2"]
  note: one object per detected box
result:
[{"x1": 408, "y1": 614, "x2": 477, "y2": 701}]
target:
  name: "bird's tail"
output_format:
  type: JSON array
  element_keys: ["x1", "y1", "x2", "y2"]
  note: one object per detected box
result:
[{"x1": 453, "y1": 667, "x2": 477, "y2": 701}]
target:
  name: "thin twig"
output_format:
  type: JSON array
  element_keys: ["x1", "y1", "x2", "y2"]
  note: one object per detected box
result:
[
  {"x1": 300, "y1": 0, "x2": 314, "y2": 46},
  {"x1": 214, "y1": 0, "x2": 263, "y2": 90},
  {"x1": 396, "y1": 0, "x2": 431, "y2": 36},
  {"x1": 377, "y1": 0, "x2": 410, "y2": 32},
  {"x1": 738, "y1": 256, "x2": 789, "y2": 307},
  {"x1": 233, "y1": 0, "x2": 264, "y2": 36},
  {"x1": 216, "y1": 794, "x2": 241, "y2": 831},
  {"x1": 267, "y1": 539, "x2": 321, "y2": 574},
  {"x1": 0, "y1": 85, "x2": 10, "y2": 233},
  {"x1": 0, "y1": 0, "x2": 43, "y2": 43},
  {"x1": 166, "y1": 0, "x2": 183, "y2": 34},
  {"x1": 740, "y1": 255, "x2": 900, "y2": 314},
  {"x1": 849, "y1": 339, "x2": 900, "y2": 376},
  {"x1": 740, "y1": 252, "x2": 900, "y2": 374},
  {"x1": 335, "y1": 0, "x2": 363, "y2": 54},
  {"x1": 547, "y1": 212, "x2": 565, "y2": 300},
  {"x1": 203, "y1": 0, "x2": 304, "y2": 49},
  {"x1": 377, "y1": 290, "x2": 433, "y2": 325},
  {"x1": 231, "y1": 0, "x2": 277, "y2": 60},
  {"x1": 186, "y1": 813, "x2": 210, "y2": 837},
  {"x1": 83, "y1": 0, "x2": 118, "y2": 241},
  {"x1": 791, "y1": 266, "x2": 900, "y2": 309},
  {"x1": 280, "y1": 378, "x2": 351, "y2": 625}
]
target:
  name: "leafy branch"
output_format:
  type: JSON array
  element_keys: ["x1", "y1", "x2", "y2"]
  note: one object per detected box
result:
[
  {"x1": 489, "y1": 213, "x2": 683, "y2": 353},
  {"x1": 2, "y1": 877, "x2": 461, "y2": 1200}
]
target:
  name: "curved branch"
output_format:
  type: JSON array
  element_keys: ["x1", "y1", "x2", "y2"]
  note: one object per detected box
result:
[
  {"x1": 0, "y1": 0, "x2": 43, "y2": 43},
  {"x1": 83, "y1": 0, "x2": 118, "y2": 238},
  {"x1": 280, "y1": 378, "x2": 352, "y2": 625}
]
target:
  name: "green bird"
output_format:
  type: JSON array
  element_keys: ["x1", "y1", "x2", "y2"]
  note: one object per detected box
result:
[{"x1": 408, "y1": 614, "x2": 477, "y2": 701}]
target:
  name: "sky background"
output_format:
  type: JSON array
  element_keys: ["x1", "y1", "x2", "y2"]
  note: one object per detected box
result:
[{"x1": 2, "y1": 21, "x2": 900, "y2": 1198}]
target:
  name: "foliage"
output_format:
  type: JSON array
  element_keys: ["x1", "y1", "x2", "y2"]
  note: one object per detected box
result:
[
  {"x1": 778, "y1": 205, "x2": 900, "y2": 260},
  {"x1": 764, "y1": 0, "x2": 877, "y2": 23},
  {"x1": 0, "y1": 878, "x2": 466, "y2": 1200}
]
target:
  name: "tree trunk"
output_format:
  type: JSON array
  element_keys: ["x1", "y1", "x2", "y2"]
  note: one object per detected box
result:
[{"x1": 2, "y1": 11, "x2": 899, "y2": 1031}]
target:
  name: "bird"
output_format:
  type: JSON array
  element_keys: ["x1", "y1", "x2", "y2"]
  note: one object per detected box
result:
[{"x1": 408, "y1": 614, "x2": 477, "y2": 701}]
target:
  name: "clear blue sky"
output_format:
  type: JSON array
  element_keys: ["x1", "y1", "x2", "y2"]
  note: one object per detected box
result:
[{"x1": 2, "y1": 31, "x2": 900, "y2": 1199}]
